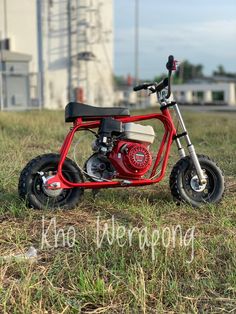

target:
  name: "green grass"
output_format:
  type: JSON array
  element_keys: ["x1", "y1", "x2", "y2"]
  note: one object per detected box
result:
[{"x1": 0, "y1": 108, "x2": 235, "y2": 313}]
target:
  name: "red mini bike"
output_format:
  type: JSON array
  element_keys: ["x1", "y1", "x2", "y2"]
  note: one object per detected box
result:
[{"x1": 19, "y1": 56, "x2": 224, "y2": 209}]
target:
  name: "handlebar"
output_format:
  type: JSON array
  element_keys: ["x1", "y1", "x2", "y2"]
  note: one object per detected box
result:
[
  {"x1": 133, "y1": 55, "x2": 177, "y2": 99},
  {"x1": 133, "y1": 78, "x2": 169, "y2": 93},
  {"x1": 133, "y1": 83, "x2": 152, "y2": 92}
]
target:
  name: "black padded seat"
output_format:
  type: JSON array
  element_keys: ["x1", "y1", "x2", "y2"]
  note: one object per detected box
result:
[{"x1": 65, "y1": 102, "x2": 130, "y2": 122}]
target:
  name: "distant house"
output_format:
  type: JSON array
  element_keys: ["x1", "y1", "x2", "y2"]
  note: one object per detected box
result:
[
  {"x1": 172, "y1": 77, "x2": 236, "y2": 106},
  {"x1": 0, "y1": 50, "x2": 40, "y2": 111}
]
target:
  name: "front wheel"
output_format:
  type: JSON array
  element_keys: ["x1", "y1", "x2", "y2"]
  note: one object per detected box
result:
[
  {"x1": 18, "y1": 154, "x2": 84, "y2": 210},
  {"x1": 169, "y1": 155, "x2": 225, "y2": 207}
]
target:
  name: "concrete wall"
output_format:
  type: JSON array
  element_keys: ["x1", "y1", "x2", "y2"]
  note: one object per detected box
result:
[
  {"x1": 0, "y1": 0, "x2": 38, "y2": 73},
  {"x1": 42, "y1": 0, "x2": 114, "y2": 109},
  {"x1": 41, "y1": 0, "x2": 69, "y2": 109}
]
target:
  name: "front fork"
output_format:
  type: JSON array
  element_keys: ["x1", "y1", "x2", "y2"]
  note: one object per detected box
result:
[{"x1": 167, "y1": 102, "x2": 207, "y2": 185}]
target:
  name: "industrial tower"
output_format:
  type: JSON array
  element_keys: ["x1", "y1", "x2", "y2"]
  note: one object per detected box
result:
[{"x1": 0, "y1": 0, "x2": 114, "y2": 109}]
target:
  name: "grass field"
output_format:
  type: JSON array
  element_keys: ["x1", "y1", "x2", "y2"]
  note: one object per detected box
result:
[{"x1": 0, "y1": 108, "x2": 235, "y2": 313}]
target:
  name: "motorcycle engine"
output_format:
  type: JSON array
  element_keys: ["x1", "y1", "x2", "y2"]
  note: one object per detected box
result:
[
  {"x1": 84, "y1": 153, "x2": 115, "y2": 182},
  {"x1": 84, "y1": 118, "x2": 155, "y2": 181},
  {"x1": 109, "y1": 141, "x2": 152, "y2": 179},
  {"x1": 122, "y1": 143, "x2": 152, "y2": 170}
]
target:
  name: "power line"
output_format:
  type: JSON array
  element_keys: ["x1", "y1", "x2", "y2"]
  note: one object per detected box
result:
[{"x1": 134, "y1": 0, "x2": 139, "y2": 85}]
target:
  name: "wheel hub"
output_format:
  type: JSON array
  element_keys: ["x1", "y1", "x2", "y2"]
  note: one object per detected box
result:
[
  {"x1": 41, "y1": 174, "x2": 63, "y2": 197},
  {"x1": 190, "y1": 174, "x2": 207, "y2": 192}
]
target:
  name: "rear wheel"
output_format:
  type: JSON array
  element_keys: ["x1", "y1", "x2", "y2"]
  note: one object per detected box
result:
[
  {"x1": 19, "y1": 154, "x2": 84, "y2": 210},
  {"x1": 169, "y1": 155, "x2": 224, "y2": 207}
]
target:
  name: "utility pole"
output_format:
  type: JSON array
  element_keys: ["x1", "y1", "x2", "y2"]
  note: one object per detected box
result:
[
  {"x1": 0, "y1": 31, "x2": 3, "y2": 111},
  {"x1": 67, "y1": 0, "x2": 73, "y2": 101},
  {"x1": 67, "y1": 0, "x2": 79, "y2": 102},
  {"x1": 36, "y1": 0, "x2": 44, "y2": 109},
  {"x1": 4, "y1": 0, "x2": 8, "y2": 39},
  {"x1": 0, "y1": 0, "x2": 8, "y2": 111},
  {"x1": 134, "y1": 0, "x2": 139, "y2": 85}
]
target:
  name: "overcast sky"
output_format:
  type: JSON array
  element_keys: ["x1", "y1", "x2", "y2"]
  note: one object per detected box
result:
[{"x1": 114, "y1": 0, "x2": 236, "y2": 79}]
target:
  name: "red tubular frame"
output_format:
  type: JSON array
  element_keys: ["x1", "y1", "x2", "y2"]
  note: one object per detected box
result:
[{"x1": 47, "y1": 108, "x2": 177, "y2": 190}]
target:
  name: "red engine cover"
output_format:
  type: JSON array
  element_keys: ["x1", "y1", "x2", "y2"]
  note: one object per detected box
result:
[{"x1": 109, "y1": 141, "x2": 152, "y2": 179}]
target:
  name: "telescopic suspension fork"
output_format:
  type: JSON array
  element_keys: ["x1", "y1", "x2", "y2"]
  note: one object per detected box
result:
[
  {"x1": 173, "y1": 103, "x2": 207, "y2": 184},
  {"x1": 162, "y1": 101, "x2": 207, "y2": 185}
]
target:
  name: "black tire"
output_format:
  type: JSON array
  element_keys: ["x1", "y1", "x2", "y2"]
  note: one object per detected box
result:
[
  {"x1": 169, "y1": 155, "x2": 225, "y2": 207},
  {"x1": 18, "y1": 154, "x2": 84, "y2": 210}
]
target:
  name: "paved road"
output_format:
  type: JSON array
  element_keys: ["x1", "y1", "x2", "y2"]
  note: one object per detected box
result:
[{"x1": 179, "y1": 105, "x2": 236, "y2": 113}]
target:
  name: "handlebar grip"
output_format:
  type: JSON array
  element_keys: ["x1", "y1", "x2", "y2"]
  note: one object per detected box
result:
[
  {"x1": 155, "y1": 77, "x2": 169, "y2": 93},
  {"x1": 133, "y1": 83, "x2": 150, "y2": 91},
  {"x1": 166, "y1": 55, "x2": 175, "y2": 71}
]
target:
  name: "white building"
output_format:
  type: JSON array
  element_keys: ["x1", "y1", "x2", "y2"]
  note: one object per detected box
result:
[
  {"x1": 172, "y1": 82, "x2": 236, "y2": 106},
  {"x1": 115, "y1": 80, "x2": 236, "y2": 110},
  {"x1": 0, "y1": 0, "x2": 114, "y2": 110}
]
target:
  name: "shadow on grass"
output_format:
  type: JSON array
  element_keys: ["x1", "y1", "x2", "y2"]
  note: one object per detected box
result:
[{"x1": 80, "y1": 185, "x2": 177, "y2": 226}]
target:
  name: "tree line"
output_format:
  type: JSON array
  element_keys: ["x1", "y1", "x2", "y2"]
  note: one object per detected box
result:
[
  {"x1": 154, "y1": 61, "x2": 236, "y2": 84},
  {"x1": 114, "y1": 61, "x2": 236, "y2": 87}
]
